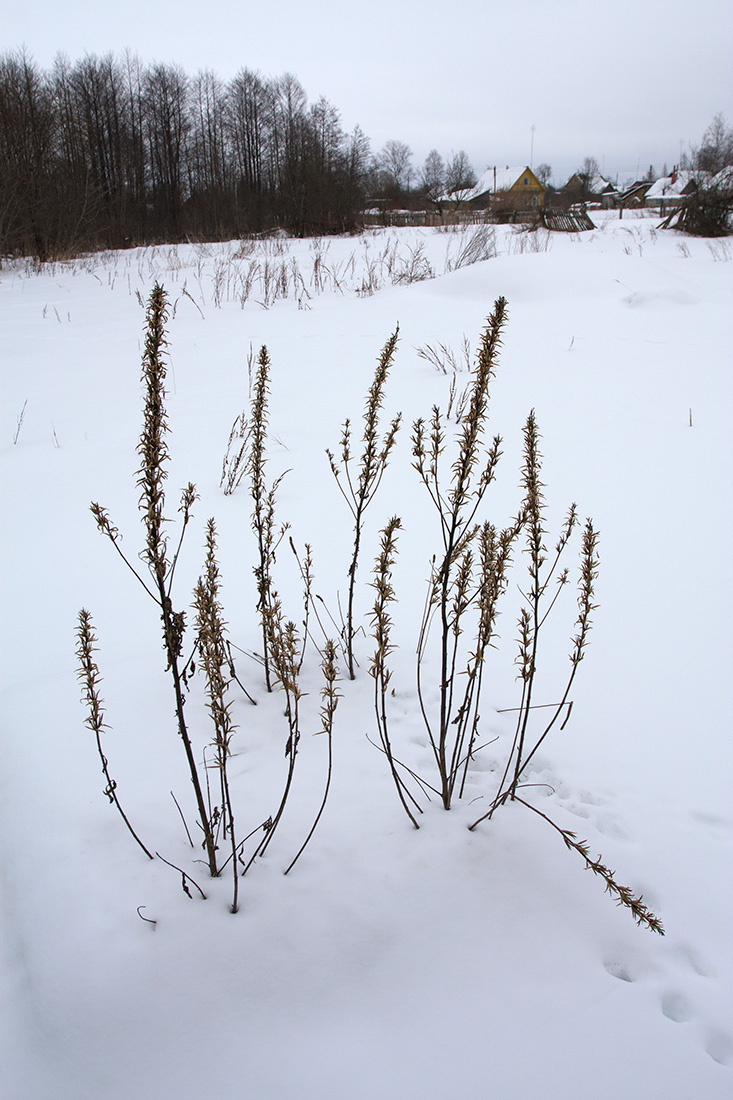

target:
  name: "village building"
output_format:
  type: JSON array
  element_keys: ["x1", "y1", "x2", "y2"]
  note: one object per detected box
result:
[
  {"x1": 616, "y1": 180, "x2": 652, "y2": 210},
  {"x1": 563, "y1": 170, "x2": 619, "y2": 207},
  {"x1": 441, "y1": 166, "x2": 546, "y2": 214},
  {"x1": 644, "y1": 168, "x2": 697, "y2": 211}
]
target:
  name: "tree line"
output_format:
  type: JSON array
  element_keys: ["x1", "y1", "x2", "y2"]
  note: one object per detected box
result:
[
  {"x1": 0, "y1": 51, "x2": 374, "y2": 258},
  {"x1": 4, "y1": 47, "x2": 728, "y2": 260},
  {"x1": 0, "y1": 50, "x2": 483, "y2": 260}
]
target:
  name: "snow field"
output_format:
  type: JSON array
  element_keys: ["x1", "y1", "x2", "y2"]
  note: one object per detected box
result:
[{"x1": 1, "y1": 214, "x2": 732, "y2": 1098}]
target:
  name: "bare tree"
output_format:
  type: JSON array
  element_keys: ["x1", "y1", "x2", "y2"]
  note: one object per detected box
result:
[
  {"x1": 570, "y1": 156, "x2": 600, "y2": 199},
  {"x1": 227, "y1": 68, "x2": 273, "y2": 230},
  {"x1": 693, "y1": 113, "x2": 733, "y2": 174},
  {"x1": 67, "y1": 54, "x2": 130, "y2": 244},
  {"x1": 144, "y1": 62, "x2": 190, "y2": 238},
  {"x1": 445, "y1": 150, "x2": 476, "y2": 193},
  {"x1": 0, "y1": 51, "x2": 376, "y2": 253},
  {"x1": 535, "y1": 162, "x2": 552, "y2": 185},
  {"x1": 346, "y1": 125, "x2": 371, "y2": 192},
  {"x1": 420, "y1": 148, "x2": 445, "y2": 202},
  {"x1": 188, "y1": 68, "x2": 230, "y2": 236},
  {"x1": 121, "y1": 50, "x2": 148, "y2": 242},
  {"x1": 667, "y1": 115, "x2": 733, "y2": 237},
  {"x1": 376, "y1": 139, "x2": 413, "y2": 197},
  {"x1": 0, "y1": 49, "x2": 57, "y2": 258}
]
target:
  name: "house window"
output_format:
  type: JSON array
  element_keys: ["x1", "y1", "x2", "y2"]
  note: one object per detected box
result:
[{"x1": 524, "y1": 177, "x2": 528, "y2": 185}]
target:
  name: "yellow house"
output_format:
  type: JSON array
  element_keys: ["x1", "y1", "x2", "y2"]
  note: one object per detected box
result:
[{"x1": 446, "y1": 166, "x2": 546, "y2": 211}]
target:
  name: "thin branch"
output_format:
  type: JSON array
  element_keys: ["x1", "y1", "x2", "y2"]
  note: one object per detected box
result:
[
  {"x1": 513, "y1": 798, "x2": 665, "y2": 935},
  {"x1": 155, "y1": 853, "x2": 208, "y2": 900},
  {"x1": 170, "y1": 790, "x2": 194, "y2": 847}
]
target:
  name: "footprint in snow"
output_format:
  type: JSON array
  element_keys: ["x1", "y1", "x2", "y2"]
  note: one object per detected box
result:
[
  {"x1": 705, "y1": 1030, "x2": 733, "y2": 1067},
  {"x1": 604, "y1": 951, "x2": 731, "y2": 1066},
  {"x1": 660, "y1": 991, "x2": 693, "y2": 1023},
  {"x1": 676, "y1": 942, "x2": 712, "y2": 979},
  {"x1": 603, "y1": 958, "x2": 636, "y2": 983},
  {"x1": 561, "y1": 792, "x2": 627, "y2": 839}
]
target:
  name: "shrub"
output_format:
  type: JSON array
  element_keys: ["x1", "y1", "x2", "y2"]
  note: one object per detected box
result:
[{"x1": 77, "y1": 286, "x2": 663, "y2": 934}]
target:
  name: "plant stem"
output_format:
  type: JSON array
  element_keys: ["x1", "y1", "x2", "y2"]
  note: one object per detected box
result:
[{"x1": 75, "y1": 609, "x2": 154, "y2": 861}]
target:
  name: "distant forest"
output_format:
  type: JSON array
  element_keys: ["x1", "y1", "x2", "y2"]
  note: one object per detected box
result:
[
  {"x1": 4, "y1": 50, "x2": 729, "y2": 260},
  {"x1": 0, "y1": 51, "x2": 385, "y2": 259}
]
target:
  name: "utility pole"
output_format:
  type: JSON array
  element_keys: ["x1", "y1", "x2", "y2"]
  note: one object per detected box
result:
[{"x1": 530, "y1": 124, "x2": 536, "y2": 170}]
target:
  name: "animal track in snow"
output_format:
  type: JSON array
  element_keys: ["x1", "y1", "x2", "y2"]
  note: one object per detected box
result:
[
  {"x1": 603, "y1": 957, "x2": 641, "y2": 984},
  {"x1": 705, "y1": 1029, "x2": 733, "y2": 1067},
  {"x1": 690, "y1": 809, "x2": 733, "y2": 830},
  {"x1": 661, "y1": 991, "x2": 693, "y2": 1023},
  {"x1": 676, "y1": 942, "x2": 712, "y2": 978},
  {"x1": 557, "y1": 789, "x2": 627, "y2": 839},
  {"x1": 578, "y1": 789, "x2": 611, "y2": 807},
  {"x1": 603, "y1": 951, "x2": 731, "y2": 1067}
]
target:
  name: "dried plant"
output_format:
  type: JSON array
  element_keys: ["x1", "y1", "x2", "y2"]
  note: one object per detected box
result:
[
  {"x1": 461, "y1": 415, "x2": 662, "y2": 934},
  {"x1": 220, "y1": 410, "x2": 251, "y2": 495},
  {"x1": 391, "y1": 240, "x2": 434, "y2": 284},
  {"x1": 285, "y1": 639, "x2": 341, "y2": 874},
  {"x1": 327, "y1": 329, "x2": 402, "y2": 678},
  {"x1": 416, "y1": 335, "x2": 472, "y2": 422},
  {"x1": 470, "y1": 413, "x2": 595, "y2": 826},
  {"x1": 89, "y1": 284, "x2": 219, "y2": 877},
  {"x1": 248, "y1": 345, "x2": 289, "y2": 691},
  {"x1": 454, "y1": 520, "x2": 523, "y2": 798},
  {"x1": 242, "y1": 592, "x2": 302, "y2": 873},
  {"x1": 289, "y1": 538, "x2": 315, "y2": 671},
  {"x1": 75, "y1": 609, "x2": 153, "y2": 861},
  {"x1": 13, "y1": 399, "x2": 28, "y2": 445},
  {"x1": 513, "y1": 797, "x2": 664, "y2": 934},
  {"x1": 445, "y1": 371, "x2": 471, "y2": 424},
  {"x1": 412, "y1": 298, "x2": 521, "y2": 809},
  {"x1": 193, "y1": 519, "x2": 240, "y2": 911},
  {"x1": 446, "y1": 224, "x2": 497, "y2": 271},
  {"x1": 415, "y1": 336, "x2": 471, "y2": 376},
  {"x1": 289, "y1": 537, "x2": 344, "y2": 663},
  {"x1": 369, "y1": 517, "x2": 421, "y2": 828},
  {"x1": 75, "y1": 279, "x2": 662, "y2": 935}
]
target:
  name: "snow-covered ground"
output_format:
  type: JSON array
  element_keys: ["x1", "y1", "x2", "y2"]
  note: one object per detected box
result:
[{"x1": 1, "y1": 214, "x2": 731, "y2": 1099}]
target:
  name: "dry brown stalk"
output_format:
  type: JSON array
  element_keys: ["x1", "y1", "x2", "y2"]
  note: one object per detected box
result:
[
  {"x1": 248, "y1": 345, "x2": 289, "y2": 691},
  {"x1": 412, "y1": 298, "x2": 516, "y2": 810},
  {"x1": 470, "y1": 415, "x2": 591, "y2": 831},
  {"x1": 513, "y1": 797, "x2": 664, "y2": 935},
  {"x1": 75, "y1": 609, "x2": 153, "y2": 861},
  {"x1": 284, "y1": 639, "x2": 341, "y2": 874},
  {"x1": 327, "y1": 329, "x2": 402, "y2": 679},
  {"x1": 193, "y1": 519, "x2": 240, "y2": 911},
  {"x1": 241, "y1": 593, "x2": 303, "y2": 874},
  {"x1": 369, "y1": 517, "x2": 421, "y2": 828},
  {"x1": 220, "y1": 409, "x2": 251, "y2": 495},
  {"x1": 91, "y1": 283, "x2": 219, "y2": 878}
]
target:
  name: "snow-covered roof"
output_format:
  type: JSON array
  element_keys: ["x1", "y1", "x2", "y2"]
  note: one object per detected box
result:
[
  {"x1": 438, "y1": 185, "x2": 474, "y2": 204},
  {"x1": 644, "y1": 171, "x2": 695, "y2": 200},
  {"x1": 441, "y1": 166, "x2": 541, "y2": 203},
  {"x1": 711, "y1": 166, "x2": 733, "y2": 187},
  {"x1": 588, "y1": 172, "x2": 617, "y2": 194},
  {"x1": 565, "y1": 171, "x2": 617, "y2": 194}
]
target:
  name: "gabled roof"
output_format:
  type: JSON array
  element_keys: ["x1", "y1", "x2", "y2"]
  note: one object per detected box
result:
[
  {"x1": 711, "y1": 165, "x2": 733, "y2": 188},
  {"x1": 590, "y1": 172, "x2": 618, "y2": 195},
  {"x1": 441, "y1": 166, "x2": 543, "y2": 203},
  {"x1": 618, "y1": 180, "x2": 651, "y2": 201},
  {"x1": 644, "y1": 171, "x2": 696, "y2": 200},
  {"x1": 565, "y1": 171, "x2": 617, "y2": 195}
]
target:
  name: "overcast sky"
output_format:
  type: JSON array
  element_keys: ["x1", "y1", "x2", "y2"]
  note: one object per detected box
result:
[{"x1": 4, "y1": 0, "x2": 732, "y2": 184}]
